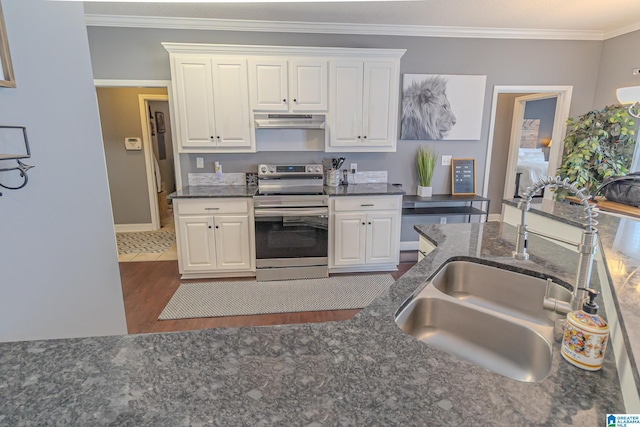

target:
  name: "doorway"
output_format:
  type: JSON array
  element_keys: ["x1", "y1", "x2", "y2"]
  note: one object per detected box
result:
[{"x1": 483, "y1": 86, "x2": 573, "y2": 220}]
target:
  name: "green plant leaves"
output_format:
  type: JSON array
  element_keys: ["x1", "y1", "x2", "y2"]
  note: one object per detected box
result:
[{"x1": 556, "y1": 104, "x2": 637, "y2": 197}]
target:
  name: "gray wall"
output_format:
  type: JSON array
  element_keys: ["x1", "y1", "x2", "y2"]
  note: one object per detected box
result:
[
  {"x1": 487, "y1": 93, "x2": 524, "y2": 214},
  {"x1": 87, "y1": 27, "x2": 604, "y2": 197},
  {"x1": 97, "y1": 87, "x2": 168, "y2": 224},
  {"x1": 0, "y1": 0, "x2": 127, "y2": 342},
  {"x1": 594, "y1": 30, "x2": 640, "y2": 108}
]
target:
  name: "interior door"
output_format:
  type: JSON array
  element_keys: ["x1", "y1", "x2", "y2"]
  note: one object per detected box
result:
[{"x1": 504, "y1": 93, "x2": 561, "y2": 200}]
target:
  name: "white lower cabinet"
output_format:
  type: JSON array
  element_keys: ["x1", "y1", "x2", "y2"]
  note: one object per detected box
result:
[
  {"x1": 174, "y1": 198, "x2": 255, "y2": 278},
  {"x1": 330, "y1": 196, "x2": 401, "y2": 271}
]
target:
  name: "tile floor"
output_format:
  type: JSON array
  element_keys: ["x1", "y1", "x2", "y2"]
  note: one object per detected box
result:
[{"x1": 117, "y1": 210, "x2": 178, "y2": 263}]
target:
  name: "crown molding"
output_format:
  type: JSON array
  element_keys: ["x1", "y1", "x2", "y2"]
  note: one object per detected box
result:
[
  {"x1": 604, "y1": 21, "x2": 640, "y2": 40},
  {"x1": 85, "y1": 14, "x2": 608, "y2": 41},
  {"x1": 162, "y1": 42, "x2": 406, "y2": 58}
]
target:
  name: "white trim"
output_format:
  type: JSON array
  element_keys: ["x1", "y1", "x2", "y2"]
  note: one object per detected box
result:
[
  {"x1": 162, "y1": 42, "x2": 406, "y2": 58},
  {"x1": 400, "y1": 241, "x2": 419, "y2": 251},
  {"x1": 85, "y1": 14, "x2": 608, "y2": 41},
  {"x1": 114, "y1": 223, "x2": 156, "y2": 233},
  {"x1": 482, "y1": 85, "x2": 572, "y2": 212},
  {"x1": 138, "y1": 94, "x2": 169, "y2": 231},
  {"x1": 488, "y1": 213, "x2": 502, "y2": 222}
]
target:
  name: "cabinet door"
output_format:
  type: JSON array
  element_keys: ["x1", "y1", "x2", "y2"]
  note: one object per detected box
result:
[
  {"x1": 173, "y1": 56, "x2": 216, "y2": 148},
  {"x1": 290, "y1": 59, "x2": 327, "y2": 112},
  {"x1": 365, "y1": 212, "x2": 399, "y2": 264},
  {"x1": 250, "y1": 59, "x2": 288, "y2": 111},
  {"x1": 333, "y1": 213, "x2": 367, "y2": 266},
  {"x1": 214, "y1": 215, "x2": 251, "y2": 271},
  {"x1": 177, "y1": 216, "x2": 216, "y2": 272},
  {"x1": 211, "y1": 58, "x2": 252, "y2": 148},
  {"x1": 362, "y1": 62, "x2": 395, "y2": 147},
  {"x1": 329, "y1": 61, "x2": 364, "y2": 147}
]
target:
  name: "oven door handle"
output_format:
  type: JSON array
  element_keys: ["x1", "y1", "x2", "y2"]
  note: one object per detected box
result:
[{"x1": 254, "y1": 208, "x2": 329, "y2": 217}]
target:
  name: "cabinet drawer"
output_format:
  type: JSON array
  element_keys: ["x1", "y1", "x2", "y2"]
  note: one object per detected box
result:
[
  {"x1": 333, "y1": 196, "x2": 400, "y2": 212},
  {"x1": 175, "y1": 198, "x2": 249, "y2": 215}
]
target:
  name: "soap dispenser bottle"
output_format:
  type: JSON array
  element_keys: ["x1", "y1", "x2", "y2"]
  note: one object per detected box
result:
[{"x1": 561, "y1": 288, "x2": 609, "y2": 371}]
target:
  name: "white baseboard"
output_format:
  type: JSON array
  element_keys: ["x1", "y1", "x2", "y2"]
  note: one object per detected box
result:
[
  {"x1": 114, "y1": 223, "x2": 156, "y2": 233},
  {"x1": 400, "y1": 241, "x2": 419, "y2": 251},
  {"x1": 329, "y1": 264, "x2": 398, "y2": 274},
  {"x1": 488, "y1": 214, "x2": 502, "y2": 222}
]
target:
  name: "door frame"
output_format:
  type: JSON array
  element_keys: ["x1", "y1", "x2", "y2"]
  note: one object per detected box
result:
[
  {"x1": 94, "y1": 79, "x2": 181, "y2": 232},
  {"x1": 503, "y1": 92, "x2": 565, "y2": 200},
  {"x1": 482, "y1": 85, "x2": 573, "y2": 218},
  {"x1": 138, "y1": 94, "x2": 169, "y2": 231}
]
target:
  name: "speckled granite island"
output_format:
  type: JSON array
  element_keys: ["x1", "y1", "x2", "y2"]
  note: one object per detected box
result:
[
  {"x1": 502, "y1": 198, "x2": 640, "y2": 406},
  {"x1": 0, "y1": 216, "x2": 627, "y2": 425}
]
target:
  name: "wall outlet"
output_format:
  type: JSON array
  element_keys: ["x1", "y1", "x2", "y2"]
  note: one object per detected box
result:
[
  {"x1": 350, "y1": 163, "x2": 357, "y2": 173},
  {"x1": 440, "y1": 217, "x2": 447, "y2": 224},
  {"x1": 441, "y1": 155, "x2": 452, "y2": 166},
  {"x1": 196, "y1": 157, "x2": 204, "y2": 169}
]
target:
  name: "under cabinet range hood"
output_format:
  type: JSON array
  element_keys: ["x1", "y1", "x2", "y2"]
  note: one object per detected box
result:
[{"x1": 254, "y1": 113, "x2": 326, "y2": 129}]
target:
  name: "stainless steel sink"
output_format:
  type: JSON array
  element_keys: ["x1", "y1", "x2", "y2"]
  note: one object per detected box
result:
[
  {"x1": 395, "y1": 258, "x2": 572, "y2": 382},
  {"x1": 431, "y1": 260, "x2": 571, "y2": 326}
]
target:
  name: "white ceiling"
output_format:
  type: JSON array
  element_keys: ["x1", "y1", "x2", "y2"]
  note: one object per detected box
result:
[{"x1": 83, "y1": 0, "x2": 640, "y2": 39}]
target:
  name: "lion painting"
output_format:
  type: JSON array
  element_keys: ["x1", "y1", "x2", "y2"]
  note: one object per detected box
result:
[{"x1": 401, "y1": 76, "x2": 457, "y2": 140}]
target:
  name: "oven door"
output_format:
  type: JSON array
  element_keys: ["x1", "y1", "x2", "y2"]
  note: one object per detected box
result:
[{"x1": 254, "y1": 208, "x2": 328, "y2": 265}]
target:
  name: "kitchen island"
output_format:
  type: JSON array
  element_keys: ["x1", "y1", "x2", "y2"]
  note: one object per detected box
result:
[{"x1": 0, "y1": 217, "x2": 627, "y2": 425}]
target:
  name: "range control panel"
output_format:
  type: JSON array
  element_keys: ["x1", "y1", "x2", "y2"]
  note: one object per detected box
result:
[{"x1": 258, "y1": 164, "x2": 323, "y2": 177}]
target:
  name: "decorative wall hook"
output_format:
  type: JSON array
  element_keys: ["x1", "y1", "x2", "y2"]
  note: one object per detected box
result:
[{"x1": 0, "y1": 126, "x2": 34, "y2": 197}]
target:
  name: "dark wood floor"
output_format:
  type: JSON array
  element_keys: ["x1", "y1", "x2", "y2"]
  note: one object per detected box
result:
[{"x1": 119, "y1": 252, "x2": 418, "y2": 335}]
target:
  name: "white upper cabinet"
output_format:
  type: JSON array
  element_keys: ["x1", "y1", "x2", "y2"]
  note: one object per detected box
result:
[
  {"x1": 328, "y1": 60, "x2": 400, "y2": 152},
  {"x1": 250, "y1": 58, "x2": 328, "y2": 112},
  {"x1": 163, "y1": 43, "x2": 404, "y2": 154},
  {"x1": 173, "y1": 56, "x2": 217, "y2": 149},
  {"x1": 170, "y1": 54, "x2": 254, "y2": 153}
]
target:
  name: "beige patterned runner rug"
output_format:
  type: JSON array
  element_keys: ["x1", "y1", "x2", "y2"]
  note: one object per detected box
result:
[{"x1": 158, "y1": 274, "x2": 394, "y2": 320}]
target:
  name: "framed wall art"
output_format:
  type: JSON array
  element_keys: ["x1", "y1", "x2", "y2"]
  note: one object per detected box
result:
[
  {"x1": 401, "y1": 74, "x2": 486, "y2": 141},
  {"x1": 0, "y1": 0, "x2": 15, "y2": 88}
]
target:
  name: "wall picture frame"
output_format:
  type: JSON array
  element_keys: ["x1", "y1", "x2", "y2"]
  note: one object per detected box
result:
[
  {"x1": 400, "y1": 74, "x2": 486, "y2": 141},
  {"x1": 451, "y1": 158, "x2": 476, "y2": 195},
  {"x1": 0, "y1": 0, "x2": 15, "y2": 88}
]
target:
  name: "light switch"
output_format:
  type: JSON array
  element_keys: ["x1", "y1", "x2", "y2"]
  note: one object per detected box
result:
[
  {"x1": 196, "y1": 157, "x2": 204, "y2": 169},
  {"x1": 441, "y1": 155, "x2": 452, "y2": 166}
]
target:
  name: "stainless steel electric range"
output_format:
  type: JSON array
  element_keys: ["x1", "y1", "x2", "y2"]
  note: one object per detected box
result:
[{"x1": 253, "y1": 164, "x2": 329, "y2": 281}]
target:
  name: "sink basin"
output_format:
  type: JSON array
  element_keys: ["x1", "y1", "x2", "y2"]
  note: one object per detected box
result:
[
  {"x1": 396, "y1": 296, "x2": 553, "y2": 382},
  {"x1": 395, "y1": 258, "x2": 572, "y2": 382},
  {"x1": 431, "y1": 260, "x2": 572, "y2": 326}
]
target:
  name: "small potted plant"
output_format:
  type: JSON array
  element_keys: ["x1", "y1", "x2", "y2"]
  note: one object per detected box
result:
[{"x1": 417, "y1": 146, "x2": 437, "y2": 197}]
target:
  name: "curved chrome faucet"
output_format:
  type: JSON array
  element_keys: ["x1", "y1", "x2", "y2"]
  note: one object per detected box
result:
[{"x1": 513, "y1": 176, "x2": 599, "y2": 312}]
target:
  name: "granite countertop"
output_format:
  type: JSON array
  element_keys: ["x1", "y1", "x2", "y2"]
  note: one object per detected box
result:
[
  {"x1": 168, "y1": 185, "x2": 258, "y2": 198},
  {"x1": 169, "y1": 184, "x2": 405, "y2": 199},
  {"x1": 503, "y1": 197, "x2": 640, "y2": 393},
  {"x1": 0, "y1": 221, "x2": 624, "y2": 425},
  {"x1": 323, "y1": 183, "x2": 405, "y2": 196}
]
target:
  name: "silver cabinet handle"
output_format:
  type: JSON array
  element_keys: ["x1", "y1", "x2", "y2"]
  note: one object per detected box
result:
[
  {"x1": 205, "y1": 207, "x2": 220, "y2": 210},
  {"x1": 360, "y1": 204, "x2": 374, "y2": 207}
]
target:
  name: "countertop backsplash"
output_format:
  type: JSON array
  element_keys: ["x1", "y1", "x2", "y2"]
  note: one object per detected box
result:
[{"x1": 188, "y1": 173, "x2": 247, "y2": 186}]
